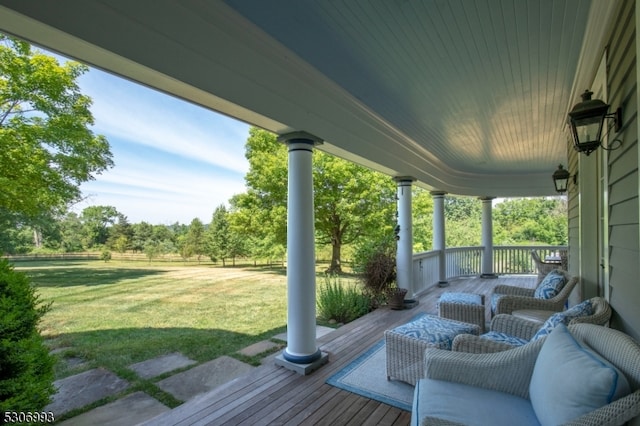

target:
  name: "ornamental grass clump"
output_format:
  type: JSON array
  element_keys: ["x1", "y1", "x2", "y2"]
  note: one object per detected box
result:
[
  {"x1": 0, "y1": 259, "x2": 55, "y2": 412},
  {"x1": 317, "y1": 275, "x2": 372, "y2": 324}
]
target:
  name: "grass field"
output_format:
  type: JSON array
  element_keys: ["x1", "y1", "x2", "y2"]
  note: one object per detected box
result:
[{"x1": 14, "y1": 260, "x2": 300, "y2": 411}]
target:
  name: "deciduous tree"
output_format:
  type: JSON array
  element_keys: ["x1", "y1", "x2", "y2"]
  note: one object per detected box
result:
[
  {"x1": 236, "y1": 127, "x2": 397, "y2": 273},
  {"x1": 0, "y1": 36, "x2": 113, "y2": 220}
]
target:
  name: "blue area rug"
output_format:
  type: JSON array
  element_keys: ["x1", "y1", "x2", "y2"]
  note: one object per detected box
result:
[{"x1": 326, "y1": 340, "x2": 414, "y2": 412}]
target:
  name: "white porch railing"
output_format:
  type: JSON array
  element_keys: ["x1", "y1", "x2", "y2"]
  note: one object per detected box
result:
[{"x1": 412, "y1": 245, "x2": 567, "y2": 297}]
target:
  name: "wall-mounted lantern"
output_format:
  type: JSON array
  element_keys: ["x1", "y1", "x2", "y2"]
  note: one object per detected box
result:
[{"x1": 567, "y1": 90, "x2": 622, "y2": 155}]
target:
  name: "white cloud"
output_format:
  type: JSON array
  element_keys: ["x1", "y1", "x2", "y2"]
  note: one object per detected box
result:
[
  {"x1": 80, "y1": 70, "x2": 251, "y2": 174},
  {"x1": 70, "y1": 68, "x2": 254, "y2": 224}
]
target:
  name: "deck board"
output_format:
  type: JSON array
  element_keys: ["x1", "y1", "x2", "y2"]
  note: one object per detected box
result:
[{"x1": 145, "y1": 275, "x2": 536, "y2": 425}]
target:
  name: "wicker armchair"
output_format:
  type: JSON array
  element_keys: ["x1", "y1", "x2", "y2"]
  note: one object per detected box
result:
[
  {"x1": 415, "y1": 324, "x2": 640, "y2": 426},
  {"x1": 531, "y1": 250, "x2": 560, "y2": 283},
  {"x1": 492, "y1": 269, "x2": 578, "y2": 316},
  {"x1": 452, "y1": 297, "x2": 612, "y2": 354}
]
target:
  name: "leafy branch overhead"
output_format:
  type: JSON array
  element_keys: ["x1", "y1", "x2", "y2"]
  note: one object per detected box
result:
[{"x1": 0, "y1": 35, "x2": 113, "y2": 218}]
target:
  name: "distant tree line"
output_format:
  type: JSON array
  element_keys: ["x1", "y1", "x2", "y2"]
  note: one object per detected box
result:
[{"x1": 1, "y1": 128, "x2": 568, "y2": 267}]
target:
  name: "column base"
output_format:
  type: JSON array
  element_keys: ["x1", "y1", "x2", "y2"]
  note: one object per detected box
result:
[
  {"x1": 481, "y1": 273, "x2": 498, "y2": 279},
  {"x1": 275, "y1": 351, "x2": 329, "y2": 375},
  {"x1": 437, "y1": 281, "x2": 450, "y2": 288},
  {"x1": 403, "y1": 299, "x2": 420, "y2": 309}
]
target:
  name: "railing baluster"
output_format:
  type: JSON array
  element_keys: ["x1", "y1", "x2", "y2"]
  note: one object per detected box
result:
[{"x1": 412, "y1": 244, "x2": 566, "y2": 296}]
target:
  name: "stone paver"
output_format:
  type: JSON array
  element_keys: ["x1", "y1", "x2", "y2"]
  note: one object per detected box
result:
[
  {"x1": 128, "y1": 352, "x2": 197, "y2": 379},
  {"x1": 156, "y1": 356, "x2": 254, "y2": 402},
  {"x1": 238, "y1": 340, "x2": 279, "y2": 357},
  {"x1": 58, "y1": 391, "x2": 169, "y2": 426},
  {"x1": 51, "y1": 325, "x2": 340, "y2": 423},
  {"x1": 45, "y1": 368, "x2": 130, "y2": 416}
]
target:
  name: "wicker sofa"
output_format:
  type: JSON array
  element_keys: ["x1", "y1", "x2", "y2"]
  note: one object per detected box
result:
[
  {"x1": 452, "y1": 297, "x2": 612, "y2": 353},
  {"x1": 492, "y1": 269, "x2": 578, "y2": 316},
  {"x1": 412, "y1": 323, "x2": 640, "y2": 426}
]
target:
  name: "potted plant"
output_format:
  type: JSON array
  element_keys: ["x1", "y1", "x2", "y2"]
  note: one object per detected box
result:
[{"x1": 360, "y1": 249, "x2": 406, "y2": 310}]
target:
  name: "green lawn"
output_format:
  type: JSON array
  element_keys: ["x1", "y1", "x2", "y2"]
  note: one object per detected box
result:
[{"x1": 15, "y1": 260, "x2": 294, "y2": 412}]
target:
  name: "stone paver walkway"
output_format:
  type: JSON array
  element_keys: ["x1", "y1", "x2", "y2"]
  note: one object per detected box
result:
[{"x1": 48, "y1": 325, "x2": 336, "y2": 425}]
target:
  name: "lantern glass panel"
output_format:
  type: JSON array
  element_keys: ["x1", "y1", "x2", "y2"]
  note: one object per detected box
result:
[
  {"x1": 554, "y1": 177, "x2": 568, "y2": 193},
  {"x1": 574, "y1": 116, "x2": 604, "y2": 145}
]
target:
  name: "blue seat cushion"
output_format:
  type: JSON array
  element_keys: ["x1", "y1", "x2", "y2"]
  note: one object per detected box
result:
[
  {"x1": 439, "y1": 292, "x2": 482, "y2": 306},
  {"x1": 412, "y1": 378, "x2": 540, "y2": 426}
]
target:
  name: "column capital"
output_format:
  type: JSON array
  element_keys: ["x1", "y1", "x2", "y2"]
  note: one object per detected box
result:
[
  {"x1": 430, "y1": 191, "x2": 447, "y2": 197},
  {"x1": 393, "y1": 176, "x2": 416, "y2": 184},
  {"x1": 277, "y1": 131, "x2": 323, "y2": 146},
  {"x1": 478, "y1": 196, "x2": 495, "y2": 202}
]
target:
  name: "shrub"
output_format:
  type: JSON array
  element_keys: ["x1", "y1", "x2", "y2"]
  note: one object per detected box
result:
[
  {"x1": 0, "y1": 259, "x2": 55, "y2": 412},
  {"x1": 317, "y1": 275, "x2": 371, "y2": 324}
]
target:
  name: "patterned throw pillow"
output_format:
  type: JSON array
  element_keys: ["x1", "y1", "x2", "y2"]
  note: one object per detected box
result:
[
  {"x1": 531, "y1": 299, "x2": 593, "y2": 341},
  {"x1": 534, "y1": 270, "x2": 567, "y2": 299},
  {"x1": 480, "y1": 331, "x2": 529, "y2": 347}
]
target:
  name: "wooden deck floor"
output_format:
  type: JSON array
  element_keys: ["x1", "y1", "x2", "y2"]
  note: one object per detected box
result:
[{"x1": 145, "y1": 275, "x2": 537, "y2": 426}]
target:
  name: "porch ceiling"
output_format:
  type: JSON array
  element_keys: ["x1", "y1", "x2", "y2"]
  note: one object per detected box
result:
[{"x1": 0, "y1": 0, "x2": 617, "y2": 197}]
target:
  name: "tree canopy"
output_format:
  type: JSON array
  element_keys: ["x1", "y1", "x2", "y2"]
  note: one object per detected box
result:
[
  {"x1": 231, "y1": 127, "x2": 397, "y2": 272},
  {"x1": 0, "y1": 35, "x2": 113, "y2": 220}
]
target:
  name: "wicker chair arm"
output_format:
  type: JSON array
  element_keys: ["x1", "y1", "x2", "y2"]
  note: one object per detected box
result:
[
  {"x1": 490, "y1": 314, "x2": 541, "y2": 340},
  {"x1": 423, "y1": 339, "x2": 545, "y2": 399},
  {"x1": 495, "y1": 294, "x2": 565, "y2": 315},
  {"x1": 569, "y1": 298, "x2": 612, "y2": 327},
  {"x1": 562, "y1": 391, "x2": 640, "y2": 426},
  {"x1": 492, "y1": 285, "x2": 535, "y2": 297},
  {"x1": 451, "y1": 333, "x2": 518, "y2": 353}
]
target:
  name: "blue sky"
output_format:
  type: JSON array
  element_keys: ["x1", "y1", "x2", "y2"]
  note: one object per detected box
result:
[{"x1": 74, "y1": 67, "x2": 251, "y2": 225}]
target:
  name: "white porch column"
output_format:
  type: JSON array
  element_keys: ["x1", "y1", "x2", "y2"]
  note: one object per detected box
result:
[
  {"x1": 431, "y1": 191, "x2": 448, "y2": 286},
  {"x1": 480, "y1": 196, "x2": 497, "y2": 278},
  {"x1": 394, "y1": 177, "x2": 415, "y2": 296},
  {"x1": 275, "y1": 131, "x2": 327, "y2": 374}
]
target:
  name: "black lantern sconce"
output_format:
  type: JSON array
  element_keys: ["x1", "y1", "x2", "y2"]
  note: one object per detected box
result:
[
  {"x1": 552, "y1": 164, "x2": 577, "y2": 194},
  {"x1": 567, "y1": 90, "x2": 622, "y2": 156}
]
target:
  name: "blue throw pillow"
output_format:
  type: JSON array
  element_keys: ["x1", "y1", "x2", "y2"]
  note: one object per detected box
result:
[
  {"x1": 529, "y1": 324, "x2": 630, "y2": 426},
  {"x1": 531, "y1": 299, "x2": 593, "y2": 341},
  {"x1": 534, "y1": 270, "x2": 566, "y2": 299}
]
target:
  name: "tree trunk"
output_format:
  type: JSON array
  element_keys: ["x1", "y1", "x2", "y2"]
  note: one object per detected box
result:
[
  {"x1": 326, "y1": 236, "x2": 342, "y2": 274},
  {"x1": 33, "y1": 228, "x2": 42, "y2": 248}
]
